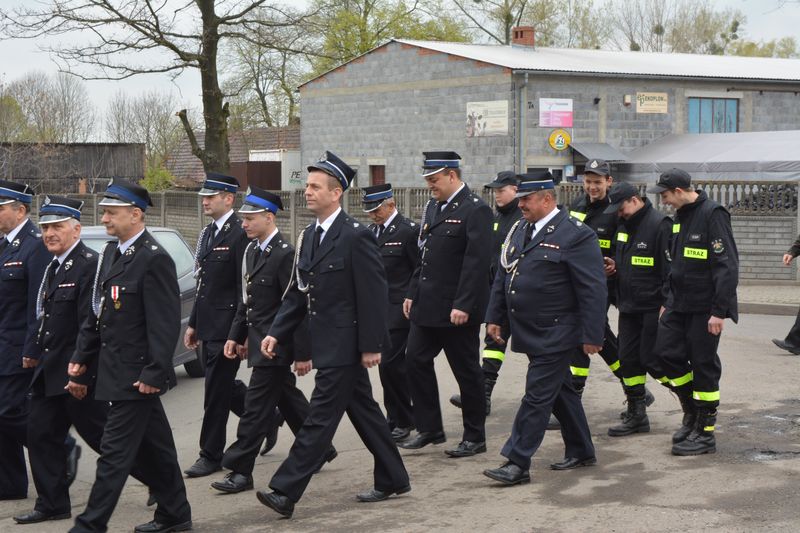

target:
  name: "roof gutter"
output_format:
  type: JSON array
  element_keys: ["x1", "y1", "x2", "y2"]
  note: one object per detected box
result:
[{"x1": 511, "y1": 69, "x2": 800, "y2": 86}]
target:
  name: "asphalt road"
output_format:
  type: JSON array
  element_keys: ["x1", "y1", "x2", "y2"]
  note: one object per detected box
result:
[{"x1": 3, "y1": 310, "x2": 800, "y2": 532}]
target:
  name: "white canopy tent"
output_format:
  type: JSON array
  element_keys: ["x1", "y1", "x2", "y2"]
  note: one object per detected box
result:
[{"x1": 617, "y1": 130, "x2": 800, "y2": 182}]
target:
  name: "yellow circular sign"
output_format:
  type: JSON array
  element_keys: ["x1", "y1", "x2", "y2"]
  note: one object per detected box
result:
[{"x1": 548, "y1": 129, "x2": 571, "y2": 151}]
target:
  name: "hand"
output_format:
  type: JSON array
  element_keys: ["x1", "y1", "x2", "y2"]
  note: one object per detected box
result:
[
  {"x1": 223, "y1": 340, "x2": 239, "y2": 360},
  {"x1": 486, "y1": 324, "x2": 505, "y2": 345},
  {"x1": 22, "y1": 357, "x2": 38, "y2": 369},
  {"x1": 133, "y1": 381, "x2": 161, "y2": 394},
  {"x1": 708, "y1": 315, "x2": 725, "y2": 336},
  {"x1": 65, "y1": 381, "x2": 88, "y2": 400},
  {"x1": 68, "y1": 363, "x2": 87, "y2": 377},
  {"x1": 583, "y1": 344, "x2": 602, "y2": 355},
  {"x1": 261, "y1": 336, "x2": 278, "y2": 359},
  {"x1": 603, "y1": 257, "x2": 616, "y2": 277},
  {"x1": 450, "y1": 308, "x2": 469, "y2": 326},
  {"x1": 783, "y1": 253, "x2": 794, "y2": 266},
  {"x1": 184, "y1": 327, "x2": 198, "y2": 350},
  {"x1": 294, "y1": 360, "x2": 312, "y2": 376},
  {"x1": 402, "y1": 298, "x2": 413, "y2": 319},
  {"x1": 362, "y1": 352, "x2": 381, "y2": 368},
  {"x1": 236, "y1": 343, "x2": 248, "y2": 360}
]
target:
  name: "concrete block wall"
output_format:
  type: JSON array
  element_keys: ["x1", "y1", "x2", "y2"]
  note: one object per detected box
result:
[{"x1": 732, "y1": 215, "x2": 797, "y2": 280}]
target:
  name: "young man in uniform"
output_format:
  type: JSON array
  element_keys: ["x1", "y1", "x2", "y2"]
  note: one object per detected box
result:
[
  {"x1": 649, "y1": 168, "x2": 739, "y2": 456},
  {"x1": 450, "y1": 170, "x2": 520, "y2": 416},
  {"x1": 483, "y1": 173, "x2": 606, "y2": 485},
  {"x1": 363, "y1": 183, "x2": 419, "y2": 442},
  {"x1": 210, "y1": 187, "x2": 335, "y2": 494},
  {"x1": 184, "y1": 173, "x2": 251, "y2": 479},
  {"x1": 400, "y1": 151, "x2": 493, "y2": 457},
  {"x1": 258, "y1": 152, "x2": 409, "y2": 518},
  {"x1": 602, "y1": 183, "x2": 672, "y2": 437},
  {"x1": 69, "y1": 178, "x2": 191, "y2": 533}
]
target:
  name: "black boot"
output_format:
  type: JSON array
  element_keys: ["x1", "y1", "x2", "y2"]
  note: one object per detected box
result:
[
  {"x1": 672, "y1": 389, "x2": 697, "y2": 444},
  {"x1": 619, "y1": 386, "x2": 655, "y2": 419},
  {"x1": 672, "y1": 406, "x2": 717, "y2": 456},
  {"x1": 608, "y1": 393, "x2": 650, "y2": 437}
]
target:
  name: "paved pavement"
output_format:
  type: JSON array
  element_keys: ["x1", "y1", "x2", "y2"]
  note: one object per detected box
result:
[
  {"x1": 2, "y1": 308, "x2": 800, "y2": 532},
  {"x1": 738, "y1": 282, "x2": 800, "y2": 316}
]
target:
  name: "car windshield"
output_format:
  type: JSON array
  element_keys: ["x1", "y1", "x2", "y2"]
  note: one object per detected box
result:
[{"x1": 81, "y1": 230, "x2": 194, "y2": 278}]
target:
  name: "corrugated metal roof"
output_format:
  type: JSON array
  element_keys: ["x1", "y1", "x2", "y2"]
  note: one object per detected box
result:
[{"x1": 395, "y1": 39, "x2": 800, "y2": 82}]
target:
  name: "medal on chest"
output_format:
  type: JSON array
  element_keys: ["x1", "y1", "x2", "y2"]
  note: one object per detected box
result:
[{"x1": 111, "y1": 285, "x2": 121, "y2": 309}]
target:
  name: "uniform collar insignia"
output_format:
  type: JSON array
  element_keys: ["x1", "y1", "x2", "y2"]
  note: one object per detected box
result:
[
  {"x1": 11, "y1": 238, "x2": 20, "y2": 247},
  {"x1": 64, "y1": 259, "x2": 73, "y2": 270},
  {"x1": 124, "y1": 245, "x2": 135, "y2": 256},
  {"x1": 546, "y1": 224, "x2": 555, "y2": 233},
  {"x1": 223, "y1": 222, "x2": 230, "y2": 232}
]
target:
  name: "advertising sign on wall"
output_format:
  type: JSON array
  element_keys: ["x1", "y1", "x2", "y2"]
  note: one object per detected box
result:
[
  {"x1": 636, "y1": 92, "x2": 669, "y2": 114},
  {"x1": 539, "y1": 98, "x2": 573, "y2": 127},
  {"x1": 466, "y1": 100, "x2": 509, "y2": 137}
]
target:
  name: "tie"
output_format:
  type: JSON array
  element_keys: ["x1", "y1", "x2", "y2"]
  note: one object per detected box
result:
[
  {"x1": 253, "y1": 246, "x2": 262, "y2": 264},
  {"x1": 206, "y1": 223, "x2": 216, "y2": 249},
  {"x1": 46, "y1": 259, "x2": 59, "y2": 289},
  {"x1": 376, "y1": 224, "x2": 385, "y2": 239},
  {"x1": 438, "y1": 200, "x2": 448, "y2": 212},
  {"x1": 0, "y1": 239, "x2": 7, "y2": 254},
  {"x1": 311, "y1": 226, "x2": 323, "y2": 260},
  {"x1": 523, "y1": 223, "x2": 534, "y2": 246},
  {"x1": 112, "y1": 247, "x2": 122, "y2": 264}
]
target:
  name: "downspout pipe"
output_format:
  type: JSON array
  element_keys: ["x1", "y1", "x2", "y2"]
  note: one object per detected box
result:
[{"x1": 517, "y1": 72, "x2": 529, "y2": 173}]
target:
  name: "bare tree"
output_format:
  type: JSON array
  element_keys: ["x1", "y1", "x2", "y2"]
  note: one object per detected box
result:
[{"x1": 0, "y1": 1, "x2": 314, "y2": 174}]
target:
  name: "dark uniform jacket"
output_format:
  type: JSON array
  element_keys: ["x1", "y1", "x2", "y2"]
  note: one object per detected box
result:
[
  {"x1": 485, "y1": 208, "x2": 607, "y2": 355},
  {"x1": 32, "y1": 241, "x2": 97, "y2": 396},
  {"x1": 666, "y1": 190, "x2": 739, "y2": 321},
  {"x1": 189, "y1": 213, "x2": 248, "y2": 341},
  {"x1": 614, "y1": 199, "x2": 672, "y2": 314},
  {"x1": 0, "y1": 219, "x2": 50, "y2": 376},
  {"x1": 490, "y1": 199, "x2": 521, "y2": 281},
  {"x1": 228, "y1": 232, "x2": 310, "y2": 367},
  {"x1": 368, "y1": 212, "x2": 419, "y2": 331},
  {"x1": 269, "y1": 210, "x2": 388, "y2": 368},
  {"x1": 407, "y1": 185, "x2": 493, "y2": 327},
  {"x1": 73, "y1": 230, "x2": 181, "y2": 401},
  {"x1": 788, "y1": 233, "x2": 800, "y2": 258},
  {"x1": 569, "y1": 194, "x2": 619, "y2": 303}
]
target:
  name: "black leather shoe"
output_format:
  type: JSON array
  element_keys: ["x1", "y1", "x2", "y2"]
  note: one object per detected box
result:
[
  {"x1": 256, "y1": 490, "x2": 294, "y2": 518},
  {"x1": 183, "y1": 457, "x2": 221, "y2": 478},
  {"x1": 444, "y1": 440, "x2": 486, "y2": 457},
  {"x1": 773, "y1": 338, "x2": 800, "y2": 355},
  {"x1": 449, "y1": 394, "x2": 463, "y2": 408},
  {"x1": 146, "y1": 491, "x2": 156, "y2": 507},
  {"x1": 550, "y1": 456, "x2": 597, "y2": 470},
  {"x1": 133, "y1": 519, "x2": 192, "y2": 532},
  {"x1": 397, "y1": 431, "x2": 446, "y2": 449},
  {"x1": 313, "y1": 447, "x2": 338, "y2": 474},
  {"x1": 355, "y1": 485, "x2": 411, "y2": 502},
  {"x1": 391, "y1": 426, "x2": 413, "y2": 442},
  {"x1": 13, "y1": 510, "x2": 71, "y2": 524},
  {"x1": 66, "y1": 444, "x2": 81, "y2": 487},
  {"x1": 260, "y1": 408, "x2": 284, "y2": 456},
  {"x1": 211, "y1": 472, "x2": 254, "y2": 494},
  {"x1": 483, "y1": 462, "x2": 530, "y2": 485}
]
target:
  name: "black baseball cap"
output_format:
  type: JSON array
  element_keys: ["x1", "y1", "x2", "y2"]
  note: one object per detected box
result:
[
  {"x1": 484, "y1": 171, "x2": 518, "y2": 189},
  {"x1": 603, "y1": 182, "x2": 640, "y2": 214},
  {"x1": 647, "y1": 168, "x2": 692, "y2": 193},
  {"x1": 584, "y1": 159, "x2": 611, "y2": 176}
]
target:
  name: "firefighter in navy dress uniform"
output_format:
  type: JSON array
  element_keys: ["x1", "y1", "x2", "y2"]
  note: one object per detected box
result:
[
  {"x1": 362, "y1": 183, "x2": 419, "y2": 442},
  {"x1": 483, "y1": 174, "x2": 606, "y2": 486},
  {"x1": 399, "y1": 151, "x2": 493, "y2": 458},
  {"x1": 0, "y1": 180, "x2": 51, "y2": 501},
  {"x1": 68, "y1": 179, "x2": 191, "y2": 533}
]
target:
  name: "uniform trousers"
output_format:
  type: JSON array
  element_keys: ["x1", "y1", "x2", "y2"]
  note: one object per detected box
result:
[
  {"x1": 569, "y1": 314, "x2": 621, "y2": 390},
  {"x1": 269, "y1": 364, "x2": 409, "y2": 503},
  {"x1": 406, "y1": 324, "x2": 486, "y2": 442},
  {"x1": 379, "y1": 327, "x2": 414, "y2": 430},
  {"x1": 654, "y1": 309, "x2": 722, "y2": 407},
  {"x1": 502, "y1": 349, "x2": 595, "y2": 471},
  {"x1": 0, "y1": 372, "x2": 30, "y2": 499},
  {"x1": 199, "y1": 340, "x2": 247, "y2": 463},
  {"x1": 222, "y1": 366, "x2": 311, "y2": 475},
  {"x1": 784, "y1": 307, "x2": 800, "y2": 346},
  {"x1": 28, "y1": 389, "x2": 108, "y2": 514},
  {"x1": 71, "y1": 398, "x2": 191, "y2": 532},
  {"x1": 617, "y1": 310, "x2": 663, "y2": 392}
]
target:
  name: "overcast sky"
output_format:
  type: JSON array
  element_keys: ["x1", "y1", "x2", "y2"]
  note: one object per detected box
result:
[{"x1": 0, "y1": 0, "x2": 797, "y2": 127}]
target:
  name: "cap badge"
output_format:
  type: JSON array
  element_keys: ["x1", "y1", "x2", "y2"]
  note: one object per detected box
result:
[
  {"x1": 590, "y1": 160, "x2": 598, "y2": 168},
  {"x1": 43, "y1": 196, "x2": 51, "y2": 206}
]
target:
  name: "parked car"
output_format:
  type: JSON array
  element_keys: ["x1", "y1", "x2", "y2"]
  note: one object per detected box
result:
[{"x1": 80, "y1": 226, "x2": 205, "y2": 378}]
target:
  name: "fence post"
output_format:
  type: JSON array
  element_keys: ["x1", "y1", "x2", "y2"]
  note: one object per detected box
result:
[{"x1": 160, "y1": 191, "x2": 166, "y2": 226}]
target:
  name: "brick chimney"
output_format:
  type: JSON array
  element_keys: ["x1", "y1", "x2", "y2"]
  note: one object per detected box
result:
[{"x1": 511, "y1": 26, "x2": 535, "y2": 47}]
